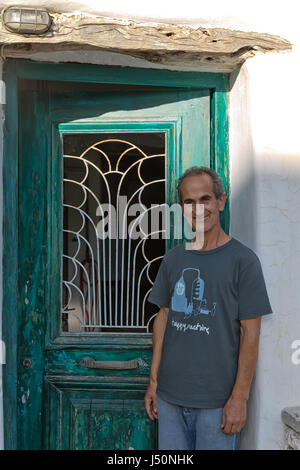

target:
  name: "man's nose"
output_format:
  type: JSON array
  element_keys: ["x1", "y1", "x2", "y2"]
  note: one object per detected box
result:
[{"x1": 193, "y1": 204, "x2": 204, "y2": 215}]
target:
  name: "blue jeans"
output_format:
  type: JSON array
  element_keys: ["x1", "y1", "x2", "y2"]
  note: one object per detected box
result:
[{"x1": 156, "y1": 395, "x2": 240, "y2": 450}]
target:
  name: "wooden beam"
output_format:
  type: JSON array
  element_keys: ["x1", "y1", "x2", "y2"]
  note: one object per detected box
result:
[{"x1": 0, "y1": 13, "x2": 292, "y2": 71}]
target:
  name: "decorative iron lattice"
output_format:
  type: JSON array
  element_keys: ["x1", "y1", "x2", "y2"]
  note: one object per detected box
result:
[{"x1": 61, "y1": 134, "x2": 166, "y2": 333}]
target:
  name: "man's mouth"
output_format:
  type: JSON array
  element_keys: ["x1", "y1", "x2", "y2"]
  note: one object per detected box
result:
[{"x1": 193, "y1": 214, "x2": 210, "y2": 221}]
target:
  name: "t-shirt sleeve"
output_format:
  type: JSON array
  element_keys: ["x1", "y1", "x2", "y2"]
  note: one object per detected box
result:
[
  {"x1": 238, "y1": 255, "x2": 273, "y2": 320},
  {"x1": 147, "y1": 259, "x2": 171, "y2": 308}
]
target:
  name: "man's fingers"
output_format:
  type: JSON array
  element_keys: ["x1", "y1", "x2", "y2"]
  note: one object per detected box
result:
[
  {"x1": 223, "y1": 422, "x2": 233, "y2": 435},
  {"x1": 231, "y1": 418, "x2": 245, "y2": 435},
  {"x1": 221, "y1": 412, "x2": 234, "y2": 434},
  {"x1": 221, "y1": 411, "x2": 225, "y2": 429},
  {"x1": 144, "y1": 397, "x2": 154, "y2": 420},
  {"x1": 144, "y1": 394, "x2": 159, "y2": 420},
  {"x1": 231, "y1": 424, "x2": 240, "y2": 435},
  {"x1": 223, "y1": 418, "x2": 243, "y2": 435},
  {"x1": 152, "y1": 396, "x2": 158, "y2": 419}
]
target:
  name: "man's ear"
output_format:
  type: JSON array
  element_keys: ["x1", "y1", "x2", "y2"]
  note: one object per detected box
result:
[{"x1": 218, "y1": 193, "x2": 226, "y2": 212}]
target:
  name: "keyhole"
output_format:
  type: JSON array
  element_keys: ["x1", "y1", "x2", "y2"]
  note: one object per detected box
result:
[{"x1": 23, "y1": 358, "x2": 32, "y2": 369}]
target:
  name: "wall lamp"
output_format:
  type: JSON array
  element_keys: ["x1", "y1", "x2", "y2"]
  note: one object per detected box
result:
[{"x1": 1, "y1": 5, "x2": 51, "y2": 34}]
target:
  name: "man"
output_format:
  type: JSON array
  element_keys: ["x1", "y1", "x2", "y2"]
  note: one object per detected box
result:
[{"x1": 144, "y1": 166, "x2": 273, "y2": 450}]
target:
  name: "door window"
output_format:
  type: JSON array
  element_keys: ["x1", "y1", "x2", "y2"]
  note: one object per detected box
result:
[{"x1": 62, "y1": 133, "x2": 166, "y2": 333}]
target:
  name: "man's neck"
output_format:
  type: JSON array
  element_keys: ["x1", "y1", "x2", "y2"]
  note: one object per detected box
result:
[{"x1": 191, "y1": 227, "x2": 230, "y2": 251}]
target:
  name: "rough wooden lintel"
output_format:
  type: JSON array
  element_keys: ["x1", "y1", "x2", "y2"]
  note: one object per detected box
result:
[{"x1": 0, "y1": 13, "x2": 292, "y2": 71}]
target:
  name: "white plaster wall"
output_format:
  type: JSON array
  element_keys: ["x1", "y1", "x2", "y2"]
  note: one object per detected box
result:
[
  {"x1": 230, "y1": 45, "x2": 300, "y2": 449},
  {"x1": 0, "y1": 1, "x2": 299, "y2": 450},
  {"x1": 0, "y1": 0, "x2": 298, "y2": 41},
  {"x1": 229, "y1": 51, "x2": 300, "y2": 448}
]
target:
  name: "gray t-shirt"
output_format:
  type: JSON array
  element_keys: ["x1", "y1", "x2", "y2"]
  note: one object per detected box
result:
[{"x1": 147, "y1": 237, "x2": 273, "y2": 408}]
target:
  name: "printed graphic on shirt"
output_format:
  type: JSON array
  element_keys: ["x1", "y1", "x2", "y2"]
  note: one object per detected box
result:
[{"x1": 171, "y1": 268, "x2": 217, "y2": 319}]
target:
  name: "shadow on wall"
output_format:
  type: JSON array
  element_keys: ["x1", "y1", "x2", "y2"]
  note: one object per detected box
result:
[
  {"x1": 229, "y1": 64, "x2": 257, "y2": 252},
  {"x1": 229, "y1": 64, "x2": 258, "y2": 450},
  {"x1": 232, "y1": 155, "x2": 300, "y2": 449}
]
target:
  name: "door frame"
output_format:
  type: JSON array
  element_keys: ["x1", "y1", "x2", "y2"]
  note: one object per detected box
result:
[{"x1": 2, "y1": 59, "x2": 229, "y2": 449}]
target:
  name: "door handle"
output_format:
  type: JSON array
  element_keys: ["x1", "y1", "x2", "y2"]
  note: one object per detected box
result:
[{"x1": 80, "y1": 357, "x2": 145, "y2": 370}]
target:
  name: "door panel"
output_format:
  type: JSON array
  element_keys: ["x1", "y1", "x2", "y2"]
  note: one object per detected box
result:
[
  {"x1": 18, "y1": 80, "x2": 211, "y2": 449},
  {"x1": 44, "y1": 378, "x2": 154, "y2": 450}
]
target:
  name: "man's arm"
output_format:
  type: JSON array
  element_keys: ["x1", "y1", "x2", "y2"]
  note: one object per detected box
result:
[
  {"x1": 221, "y1": 316, "x2": 262, "y2": 435},
  {"x1": 144, "y1": 307, "x2": 169, "y2": 420}
]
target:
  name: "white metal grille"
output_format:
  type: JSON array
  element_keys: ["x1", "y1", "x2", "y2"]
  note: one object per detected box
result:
[{"x1": 61, "y1": 134, "x2": 166, "y2": 333}]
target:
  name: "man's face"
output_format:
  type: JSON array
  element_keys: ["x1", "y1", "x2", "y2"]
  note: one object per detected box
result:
[{"x1": 179, "y1": 173, "x2": 226, "y2": 233}]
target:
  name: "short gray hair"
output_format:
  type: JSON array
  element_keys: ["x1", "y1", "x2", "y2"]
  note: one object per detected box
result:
[{"x1": 176, "y1": 166, "x2": 225, "y2": 204}]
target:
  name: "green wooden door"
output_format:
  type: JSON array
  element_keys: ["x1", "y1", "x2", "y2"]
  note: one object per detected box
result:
[{"x1": 11, "y1": 68, "x2": 223, "y2": 450}]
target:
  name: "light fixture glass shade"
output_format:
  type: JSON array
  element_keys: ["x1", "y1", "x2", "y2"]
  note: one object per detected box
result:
[{"x1": 2, "y1": 6, "x2": 51, "y2": 34}]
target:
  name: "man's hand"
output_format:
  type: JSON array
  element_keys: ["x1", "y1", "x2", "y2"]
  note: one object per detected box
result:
[
  {"x1": 221, "y1": 317, "x2": 261, "y2": 435},
  {"x1": 145, "y1": 307, "x2": 168, "y2": 421},
  {"x1": 221, "y1": 395, "x2": 247, "y2": 435},
  {"x1": 144, "y1": 381, "x2": 158, "y2": 420}
]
